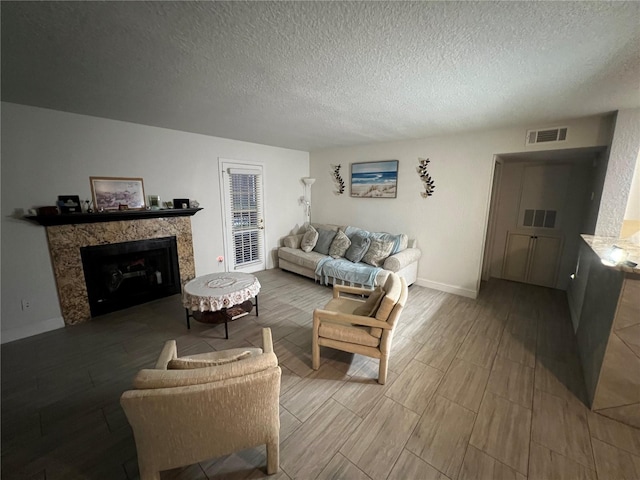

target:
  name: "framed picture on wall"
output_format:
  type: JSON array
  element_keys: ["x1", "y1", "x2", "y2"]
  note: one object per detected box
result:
[
  {"x1": 90, "y1": 177, "x2": 146, "y2": 211},
  {"x1": 351, "y1": 160, "x2": 399, "y2": 198}
]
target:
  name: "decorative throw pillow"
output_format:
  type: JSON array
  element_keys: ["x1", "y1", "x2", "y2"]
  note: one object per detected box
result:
[
  {"x1": 283, "y1": 234, "x2": 304, "y2": 249},
  {"x1": 167, "y1": 351, "x2": 252, "y2": 369},
  {"x1": 345, "y1": 231, "x2": 371, "y2": 263},
  {"x1": 301, "y1": 225, "x2": 319, "y2": 253},
  {"x1": 391, "y1": 233, "x2": 409, "y2": 255},
  {"x1": 394, "y1": 234, "x2": 409, "y2": 253},
  {"x1": 353, "y1": 287, "x2": 385, "y2": 316},
  {"x1": 344, "y1": 226, "x2": 369, "y2": 240},
  {"x1": 369, "y1": 231, "x2": 408, "y2": 255},
  {"x1": 362, "y1": 237, "x2": 395, "y2": 267},
  {"x1": 313, "y1": 229, "x2": 337, "y2": 255},
  {"x1": 329, "y1": 230, "x2": 351, "y2": 258}
]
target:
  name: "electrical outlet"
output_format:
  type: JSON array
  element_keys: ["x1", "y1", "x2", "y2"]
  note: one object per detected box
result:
[{"x1": 21, "y1": 299, "x2": 31, "y2": 311}]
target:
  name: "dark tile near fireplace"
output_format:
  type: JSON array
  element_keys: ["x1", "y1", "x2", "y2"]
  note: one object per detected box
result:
[
  {"x1": 176, "y1": 339, "x2": 217, "y2": 357},
  {"x1": 0, "y1": 410, "x2": 41, "y2": 447},
  {"x1": 103, "y1": 401, "x2": 132, "y2": 433},
  {"x1": 38, "y1": 385, "x2": 122, "y2": 435},
  {"x1": 2, "y1": 470, "x2": 47, "y2": 480},
  {"x1": 121, "y1": 329, "x2": 175, "y2": 355},
  {"x1": 123, "y1": 455, "x2": 140, "y2": 480},
  {"x1": 37, "y1": 369, "x2": 94, "y2": 399}
]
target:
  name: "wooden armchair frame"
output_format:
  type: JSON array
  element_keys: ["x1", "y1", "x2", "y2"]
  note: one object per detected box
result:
[{"x1": 312, "y1": 276, "x2": 408, "y2": 384}]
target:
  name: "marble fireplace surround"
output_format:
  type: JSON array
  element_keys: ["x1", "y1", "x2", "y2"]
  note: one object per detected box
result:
[{"x1": 46, "y1": 217, "x2": 196, "y2": 325}]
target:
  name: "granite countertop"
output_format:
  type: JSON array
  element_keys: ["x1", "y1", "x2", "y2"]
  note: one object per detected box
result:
[{"x1": 581, "y1": 234, "x2": 640, "y2": 274}]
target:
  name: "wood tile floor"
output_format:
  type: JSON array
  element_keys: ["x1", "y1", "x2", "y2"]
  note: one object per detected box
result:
[{"x1": 2, "y1": 269, "x2": 640, "y2": 479}]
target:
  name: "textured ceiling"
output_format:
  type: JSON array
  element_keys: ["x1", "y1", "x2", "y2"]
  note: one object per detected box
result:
[{"x1": 2, "y1": 1, "x2": 639, "y2": 151}]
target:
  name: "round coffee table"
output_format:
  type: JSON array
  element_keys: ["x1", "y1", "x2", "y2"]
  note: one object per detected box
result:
[{"x1": 182, "y1": 272, "x2": 260, "y2": 339}]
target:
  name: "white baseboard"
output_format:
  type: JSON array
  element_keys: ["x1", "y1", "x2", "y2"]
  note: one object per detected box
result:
[
  {"x1": 415, "y1": 277, "x2": 478, "y2": 299},
  {"x1": 1, "y1": 316, "x2": 65, "y2": 344}
]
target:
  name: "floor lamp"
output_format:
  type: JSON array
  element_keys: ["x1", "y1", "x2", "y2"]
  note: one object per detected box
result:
[{"x1": 302, "y1": 177, "x2": 316, "y2": 225}]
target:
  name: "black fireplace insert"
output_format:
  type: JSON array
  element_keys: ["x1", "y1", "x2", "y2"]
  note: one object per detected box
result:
[{"x1": 81, "y1": 236, "x2": 181, "y2": 317}]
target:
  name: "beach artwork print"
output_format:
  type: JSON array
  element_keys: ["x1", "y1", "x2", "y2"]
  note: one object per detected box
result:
[{"x1": 351, "y1": 160, "x2": 399, "y2": 198}]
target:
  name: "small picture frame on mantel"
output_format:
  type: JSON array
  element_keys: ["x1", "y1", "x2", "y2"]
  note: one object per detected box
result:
[
  {"x1": 57, "y1": 195, "x2": 82, "y2": 214},
  {"x1": 173, "y1": 198, "x2": 190, "y2": 209},
  {"x1": 148, "y1": 195, "x2": 161, "y2": 210}
]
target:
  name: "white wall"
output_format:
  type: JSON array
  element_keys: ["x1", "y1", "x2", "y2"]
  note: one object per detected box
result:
[
  {"x1": 310, "y1": 115, "x2": 614, "y2": 298},
  {"x1": 1, "y1": 102, "x2": 309, "y2": 343},
  {"x1": 596, "y1": 108, "x2": 640, "y2": 236},
  {"x1": 583, "y1": 149, "x2": 611, "y2": 235},
  {"x1": 624, "y1": 152, "x2": 640, "y2": 221}
]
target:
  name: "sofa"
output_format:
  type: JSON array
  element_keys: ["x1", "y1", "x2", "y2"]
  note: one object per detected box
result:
[{"x1": 278, "y1": 223, "x2": 421, "y2": 288}]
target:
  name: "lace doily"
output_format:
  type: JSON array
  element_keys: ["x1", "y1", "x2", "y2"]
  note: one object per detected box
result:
[{"x1": 183, "y1": 272, "x2": 261, "y2": 312}]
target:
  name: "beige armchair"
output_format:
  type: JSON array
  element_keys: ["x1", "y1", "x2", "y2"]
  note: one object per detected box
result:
[
  {"x1": 312, "y1": 273, "x2": 408, "y2": 384},
  {"x1": 121, "y1": 328, "x2": 281, "y2": 480}
]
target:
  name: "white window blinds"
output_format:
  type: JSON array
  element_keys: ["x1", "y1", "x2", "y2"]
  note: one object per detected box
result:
[{"x1": 228, "y1": 171, "x2": 263, "y2": 267}]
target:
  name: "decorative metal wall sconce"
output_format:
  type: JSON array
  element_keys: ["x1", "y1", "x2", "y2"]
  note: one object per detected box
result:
[
  {"x1": 417, "y1": 158, "x2": 436, "y2": 197},
  {"x1": 331, "y1": 164, "x2": 345, "y2": 195}
]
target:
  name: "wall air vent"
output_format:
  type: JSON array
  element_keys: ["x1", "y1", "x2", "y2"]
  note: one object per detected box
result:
[
  {"x1": 526, "y1": 127, "x2": 568, "y2": 145},
  {"x1": 523, "y1": 209, "x2": 557, "y2": 228}
]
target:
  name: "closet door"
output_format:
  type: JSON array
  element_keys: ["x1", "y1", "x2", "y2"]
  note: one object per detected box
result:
[
  {"x1": 502, "y1": 233, "x2": 533, "y2": 282},
  {"x1": 528, "y1": 235, "x2": 562, "y2": 287},
  {"x1": 502, "y1": 232, "x2": 563, "y2": 287}
]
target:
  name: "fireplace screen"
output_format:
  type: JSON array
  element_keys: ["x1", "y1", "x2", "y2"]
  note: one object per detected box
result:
[{"x1": 81, "y1": 236, "x2": 181, "y2": 317}]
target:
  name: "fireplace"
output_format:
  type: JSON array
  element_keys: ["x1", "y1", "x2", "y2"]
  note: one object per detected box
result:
[
  {"x1": 81, "y1": 237, "x2": 181, "y2": 317},
  {"x1": 41, "y1": 215, "x2": 197, "y2": 325}
]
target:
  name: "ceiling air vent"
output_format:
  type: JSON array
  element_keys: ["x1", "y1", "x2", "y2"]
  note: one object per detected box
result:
[{"x1": 526, "y1": 127, "x2": 568, "y2": 145}]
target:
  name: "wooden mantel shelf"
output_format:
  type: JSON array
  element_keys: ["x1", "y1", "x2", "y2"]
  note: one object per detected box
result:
[{"x1": 25, "y1": 208, "x2": 203, "y2": 226}]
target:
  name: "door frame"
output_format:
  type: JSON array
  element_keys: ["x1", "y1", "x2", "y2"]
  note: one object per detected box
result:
[
  {"x1": 481, "y1": 157, "x2": 503, "y2": 281},
  {"x1": 481, "y1": 149, "x2": 599, "y2": 291},
  {"x1": 218, "y1": 158, "x2": 267, "y2": 273}
]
